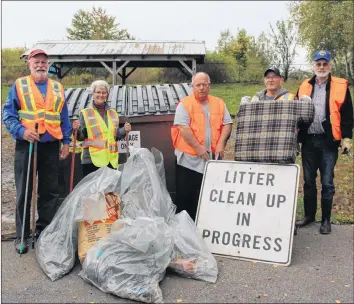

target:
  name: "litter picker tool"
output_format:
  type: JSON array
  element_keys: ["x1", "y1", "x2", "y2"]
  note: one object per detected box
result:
[
  {"x1": 70, "y1": 115, "x2": 78, "y2": 193},
  {"x1": 31, "y1": 122, "x2": 39, "y2": 249},
  {"x1": 126, "y1": 131, "x2": 130, "y2": 159},
  {"x1": 125, "y1": 121, "x2": 130, "y2": 159},
  {"x1": 19, "y1": 130, "x2": 35, "y2": 256}
]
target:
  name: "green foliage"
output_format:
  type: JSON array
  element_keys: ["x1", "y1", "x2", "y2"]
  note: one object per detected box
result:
[
  {"x1": 290, "y1": 0, "x2": 353, "y2": 83},
  {"x1": 216, "y1": 28, "x2": 252, "y2": 69},
  {"x1": 2, "y1": 85, "x2": 10, "y2": 104},
  {"x1": 66, "y1": 6, "x2": 134, "y2": 40},
  {"x1": 1, "y1": 48, "x2": 28, "y2": 85},
  {"x1": 203, "y1": 51, "x2": 239, "y2": 83},
  {"x1": 214, "y1": 28, "x2": 277, "y2": 83}
]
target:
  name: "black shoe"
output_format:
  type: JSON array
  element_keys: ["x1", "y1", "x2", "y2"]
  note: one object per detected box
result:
[
  {"x1": 320, "y1": 219, "x2": 331, "y2": 234},
  {"x1": 296, "y1": 216, "x2": 315, "y2": 227},
  {"x1": 14, "y1": 238, "x2": 29, "y2": 254}
]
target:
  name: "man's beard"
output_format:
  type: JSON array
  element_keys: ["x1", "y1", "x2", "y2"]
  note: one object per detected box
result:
[{"x1": 315, "y1": 70, "x2": 329, "y2": 78}]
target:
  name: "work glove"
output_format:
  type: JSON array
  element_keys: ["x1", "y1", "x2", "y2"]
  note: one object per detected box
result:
[
  {"x1": 299, "y1": 95, "x2": 312, "y2": 102},
  {"x1": 240, "y1": 96, "x2": 251, "y2": 104},
  {"x1": 341, "y1": 138, "x2": 352, "y2": 154}
]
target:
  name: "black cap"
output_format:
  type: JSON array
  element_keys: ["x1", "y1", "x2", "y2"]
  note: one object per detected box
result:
[{"x1": 264, "y1": 67, "x2": 281, "y2": 77}]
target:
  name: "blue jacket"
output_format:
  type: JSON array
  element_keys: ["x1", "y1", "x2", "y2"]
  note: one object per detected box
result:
[{"x1": 2, "y1": 79, "x2": 72, "y2": 145}]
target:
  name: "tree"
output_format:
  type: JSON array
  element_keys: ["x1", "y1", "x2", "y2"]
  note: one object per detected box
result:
[
  {"x1": 66, "y1": 7, "x2": 134, "y2": 40},
  {"x1": 290, "y1": 0, "x2": 353, "y2": 83},
  {"x1": 216, "y1": 29, "x2": 252, "y2": 70},
  {"x1": 253, "y1": 32, "x2": 277, "y2": 68},
  {"x1": 268, "y1": 20, "x2": 298, "y2": 82}
]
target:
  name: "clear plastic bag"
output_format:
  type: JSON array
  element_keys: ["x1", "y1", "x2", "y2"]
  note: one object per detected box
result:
[
  {"x1": 120, "y1": 148, "x2": 176, "y2": 222},
  {"x1": 79, "y1": 217, "x2": 174, "y2": 303},
  {"x1": 168, "y1": 211, "x2": 218, "y2": 283},
  {"x1": 35, "y1": 166, "x2": 122, "y2": 281}
]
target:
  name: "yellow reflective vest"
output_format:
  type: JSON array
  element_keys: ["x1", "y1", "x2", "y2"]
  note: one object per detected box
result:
[{"x1": 81, "y1": 107, "x2": 119, "y2": 168}]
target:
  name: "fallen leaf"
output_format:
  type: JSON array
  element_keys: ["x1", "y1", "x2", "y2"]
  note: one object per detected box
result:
[
  {"x1": 335, "y1": 300, "x2": 341, "y2": 304},
  {"x1": 252, "y1": 261, "x2": 257, "y2": 264},
  {"x1": 273, "y1": 265, "x2": 278, "y2": 268},
  {"x1": 264, "y1": 293, "x2": 269, "y2": 297},
  {"x1": 331, "y1": 281, "x2": 335, "y2": 283},
  {"x1": 345, "y1": 285, "x2": 350, "y2": 287},
  {"x1": 244, "y1": 285, "x2": 248, "y2": 287},
  {"x1": 72, "y1": 296, "x2": 77, "y2": 299},
  {"x1": 177, "y1": 299, "x2": 183, "y2": 303},
  {"x1": 267, "y1": 277, "x2": 272, "y2": 280},
  {"x1": 256, "y1": 295, "x2": 261, "y2": 298}
]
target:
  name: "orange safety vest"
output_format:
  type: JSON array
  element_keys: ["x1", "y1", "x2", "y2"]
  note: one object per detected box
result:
[
  {"x1": 171, "y1": 95, "x2": 225, "y2": 156},
  {"x1": 298, "y1": 76, "x2": 348, "y2": 140},
  {"x1": 15, "y1": 76, "x2": 65, "y2": 139}
]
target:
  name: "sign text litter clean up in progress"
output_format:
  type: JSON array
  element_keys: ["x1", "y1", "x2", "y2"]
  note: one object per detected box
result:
[{"x1": 196, "y1": 161, "x2": 300, "y2": 266}]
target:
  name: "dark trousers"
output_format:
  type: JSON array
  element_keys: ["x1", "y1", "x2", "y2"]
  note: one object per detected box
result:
[
  {"x1": 15, "y1": 140, "x2": 60, "y2": 239},
  {"x1": 82, "y1": 163, "x2": 114, "y2": 178},
  {"x1": 175, "y1": 163, "x2": 203, "y2": 221},
  {"x1": 301, "y1": 135, "x2": 338, "y2": 220}
]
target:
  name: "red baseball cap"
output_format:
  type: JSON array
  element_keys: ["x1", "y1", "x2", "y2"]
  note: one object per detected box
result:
[{"x1": 28, "y1": 49, "x2": 48, "y2": 60}]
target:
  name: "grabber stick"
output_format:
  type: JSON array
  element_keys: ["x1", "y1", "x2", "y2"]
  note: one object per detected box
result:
[
  {"x1": 31, "y1": 122, "x2": 39, "y2": 249},
  {"x1": 126, "y1": 129, "x2": 130, "y2": 159},
  {"x1": 70, "y1": 116, "x2": 78, "y2": 193},
  {"x1": 19, "y1": 135, "x2": 34, "y2": 256}
]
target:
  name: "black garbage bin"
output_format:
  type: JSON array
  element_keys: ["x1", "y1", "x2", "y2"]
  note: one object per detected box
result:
[{"x1": 59, "y1": 83, "x2": 191, "y2": 204}]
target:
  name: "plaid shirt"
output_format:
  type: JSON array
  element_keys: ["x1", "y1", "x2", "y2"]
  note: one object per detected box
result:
[{"x1": 235, "y1": 100, "x2": 314, "y2": 164}]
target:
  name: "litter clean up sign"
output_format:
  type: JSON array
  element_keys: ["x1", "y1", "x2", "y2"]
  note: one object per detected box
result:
[
  {"x1": 118, "y1": 131, "x2": 141, "y2": 153},
  {"x1": 196, "y1": 161, "x2": 299, "y2": 266}
]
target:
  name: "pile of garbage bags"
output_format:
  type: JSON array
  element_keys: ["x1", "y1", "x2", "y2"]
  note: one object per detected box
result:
[{"x1": 36, "y1": 147, "x2": 218, "y2": 303}]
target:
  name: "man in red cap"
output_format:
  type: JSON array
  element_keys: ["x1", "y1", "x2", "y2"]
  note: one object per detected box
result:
[{"x1": 3, "y1": 49, "x2": 72, "y2": 253}]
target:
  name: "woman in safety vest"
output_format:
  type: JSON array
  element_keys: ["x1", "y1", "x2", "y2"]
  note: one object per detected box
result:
[{"x1": 72, "y1": 80, "x2": 131, "y2": 177}]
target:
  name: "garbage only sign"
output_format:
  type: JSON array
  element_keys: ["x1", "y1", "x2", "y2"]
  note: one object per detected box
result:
[
  {"x1": 196, "y1": 161, "x2": 300, "y2": 266},
  {"x1": 118, "y1": 131, "x2": 141, "y2": 153}
]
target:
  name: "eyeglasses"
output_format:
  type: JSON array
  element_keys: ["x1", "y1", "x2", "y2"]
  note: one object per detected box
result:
[{"x1": 315, "y1": 62, "x2": 329, "y2": 67}]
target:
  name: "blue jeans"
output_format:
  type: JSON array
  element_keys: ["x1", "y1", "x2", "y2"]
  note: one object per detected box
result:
[{"x1": 301, "y1": 134, "x2": 338, "y2": 220}]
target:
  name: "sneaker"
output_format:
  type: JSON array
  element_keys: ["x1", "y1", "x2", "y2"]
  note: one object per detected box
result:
[{"x1": 14, "y1": 238, "x2": 29, "y2": 254}]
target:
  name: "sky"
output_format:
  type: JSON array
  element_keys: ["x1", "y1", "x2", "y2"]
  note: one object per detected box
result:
[{"x1": 1, "y1": 1, "x2": 310, "y2": 68}]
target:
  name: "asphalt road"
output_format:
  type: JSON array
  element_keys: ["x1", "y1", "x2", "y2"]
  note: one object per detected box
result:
[{"x1": 2, "y1": 224, "x2": 353, "y2": 303}]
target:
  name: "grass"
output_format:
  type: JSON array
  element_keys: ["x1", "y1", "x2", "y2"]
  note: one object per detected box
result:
[{"x1": 1, "y1": 85, "x2": 10, "y2": 105}]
